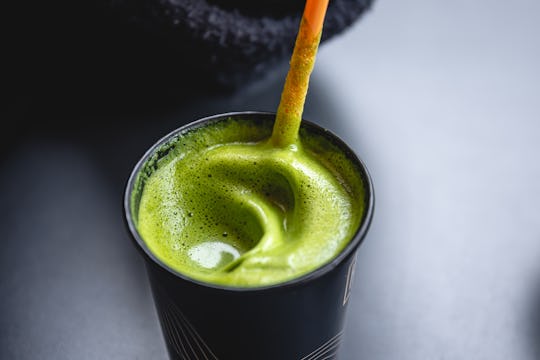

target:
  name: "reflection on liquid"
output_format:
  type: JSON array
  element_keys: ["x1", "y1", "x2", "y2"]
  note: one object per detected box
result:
[{"x1": 188, "y1": 241, "x2": 241, "y2": 270}]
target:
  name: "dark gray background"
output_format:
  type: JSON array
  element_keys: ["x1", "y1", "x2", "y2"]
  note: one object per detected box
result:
[{"x1": 2, "y1": 0, "x2": 540, "y2": 359}]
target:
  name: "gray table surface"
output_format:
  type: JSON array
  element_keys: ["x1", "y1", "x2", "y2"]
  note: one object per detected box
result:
[{"x1": 2, "y1": 1, "x2": 540, "y2": 359}]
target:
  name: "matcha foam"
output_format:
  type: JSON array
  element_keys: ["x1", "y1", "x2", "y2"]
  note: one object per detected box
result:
[{"x1": 135, "y1": 116, "x2": 366, "y2": 287}]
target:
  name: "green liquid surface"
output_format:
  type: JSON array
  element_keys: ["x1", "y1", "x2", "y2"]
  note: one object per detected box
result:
[{"x1": 135, "y1": 117, "x2": 366, "y2": 287}]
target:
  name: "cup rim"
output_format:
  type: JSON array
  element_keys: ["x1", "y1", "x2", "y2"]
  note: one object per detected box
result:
[{"x1": 123, "y1": 111, "x2": 375, "y2": 292}]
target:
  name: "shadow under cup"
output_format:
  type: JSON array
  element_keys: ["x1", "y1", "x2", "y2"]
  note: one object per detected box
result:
[{"x1": 124, "y1": 112, "x2": 374, "y2": 360}]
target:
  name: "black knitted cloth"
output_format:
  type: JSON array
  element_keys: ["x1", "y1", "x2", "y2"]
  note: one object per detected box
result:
[
  {"x1": 5, "y1": 0, "x2": 373, "y2": 100},
  {"x1": 107, "y1": 0, "x2": 374, "y2": 91}
]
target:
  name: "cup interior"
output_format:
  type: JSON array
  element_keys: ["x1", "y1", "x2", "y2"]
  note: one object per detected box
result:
[{"x1": 124, "y1": 112, "x2": 374, "y2": 291}]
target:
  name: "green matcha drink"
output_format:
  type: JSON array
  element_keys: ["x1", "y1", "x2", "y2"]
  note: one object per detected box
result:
[
  {"x1": 135, "y1": 116, "x2": 366, "y2": 287},
  {"x1": 132, "y1": 0, "x2": 366, "y2": 288},
  {"x1": 125, "y1": 3, "x2": 374, "y2": 358}
]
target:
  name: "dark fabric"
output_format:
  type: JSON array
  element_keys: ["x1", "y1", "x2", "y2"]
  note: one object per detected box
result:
[
  {"x1": 5, "y1": 0, "x2": 373, "y2": 106},
  {"x1": 106, "y1": 0, "x2": 374, "y2": 90}
]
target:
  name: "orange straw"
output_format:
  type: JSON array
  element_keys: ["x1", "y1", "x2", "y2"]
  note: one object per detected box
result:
[{"x1": 271, "y1": 0, "x2": 330, "y2": 147}]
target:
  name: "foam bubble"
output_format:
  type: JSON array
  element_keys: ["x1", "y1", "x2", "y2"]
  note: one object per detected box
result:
[{"x1": 188, "y1": 241, "x2": 241, "y2": 269}]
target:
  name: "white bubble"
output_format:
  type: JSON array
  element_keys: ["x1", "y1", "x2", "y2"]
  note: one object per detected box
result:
[{"x1": 188, "y1": 241, "x2": 240, "y2": 269}]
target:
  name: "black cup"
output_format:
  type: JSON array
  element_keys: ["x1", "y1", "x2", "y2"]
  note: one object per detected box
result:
[{"x1": 124, "y1": 112, "x2": 374, "y2": 360}]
